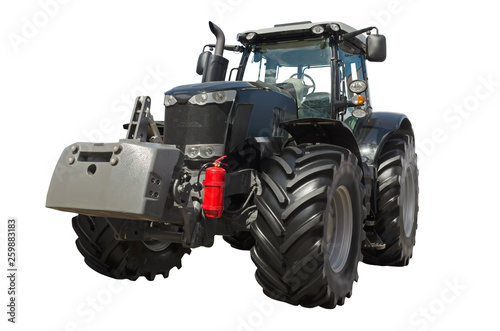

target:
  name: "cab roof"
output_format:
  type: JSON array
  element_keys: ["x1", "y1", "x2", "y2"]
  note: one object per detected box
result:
[{"x1": 237, "y1": 21, "x2": 367, "y2": 50}]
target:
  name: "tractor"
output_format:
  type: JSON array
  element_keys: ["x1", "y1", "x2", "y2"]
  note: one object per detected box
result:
[{"x1": 47, "y1": 21, "x2": 419, "y2": 309}]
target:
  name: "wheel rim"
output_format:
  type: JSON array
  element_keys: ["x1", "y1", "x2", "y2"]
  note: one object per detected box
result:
[
  {"x1": 142, "y1": 223, "x2": 177, "y2": 252},
  {"x1": 326, "y1": 185, "x2": 353, "y2": 273},
  {"x1": 403, "y1": 166, "x2": 417, "y2": 237},
  {"x1": 142, "y1": 240, "x2": 171, "y2": 252}
]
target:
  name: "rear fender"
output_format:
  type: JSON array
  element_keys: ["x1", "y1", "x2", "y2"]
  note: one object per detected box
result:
[{"x1": 281, "y1": 118, "x2": 363, "y2": 170}]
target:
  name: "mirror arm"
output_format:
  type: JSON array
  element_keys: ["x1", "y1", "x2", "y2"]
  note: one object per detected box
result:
[
  {"x1": 333, "y1": 98, "x2": 365, "y2": 109},
  {"x1": 204, "y1": 44, "x2": 244, "y2": 53},
  {"x1": 342, "y1": 26, "x2": 378, "y2": 41}
]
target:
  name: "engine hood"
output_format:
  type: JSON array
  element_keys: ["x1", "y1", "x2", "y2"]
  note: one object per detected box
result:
[{"x1": 164, "y1": 81, "x2": 292, "y2": 104}]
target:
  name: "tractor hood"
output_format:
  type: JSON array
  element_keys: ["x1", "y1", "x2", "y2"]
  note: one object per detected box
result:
[
  {"x1": 162, "y1": 80, "x2": 298, "y2": 156},
  {"x1": 164, "y1": 81, "x2": 293, "y2": 104}
]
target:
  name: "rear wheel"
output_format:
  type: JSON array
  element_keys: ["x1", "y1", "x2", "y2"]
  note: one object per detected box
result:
[
  {"x1": 362, "y1": 133, "x2": 419, "y2": 266},
  {"x1": 72, "y1": 215, "x2": 190, "y2": 280},
  {"x1": 251, "y1": 144, "x2": 365, "y2": 308}
]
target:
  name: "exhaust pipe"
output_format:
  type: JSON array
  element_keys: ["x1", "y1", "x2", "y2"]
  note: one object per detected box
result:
[
  {"x1": 209, "y1": 21, "x2": 225, "y2": 57},
  {"x1": 199, "y1": 21, "x2": 228, "y2": 82}
]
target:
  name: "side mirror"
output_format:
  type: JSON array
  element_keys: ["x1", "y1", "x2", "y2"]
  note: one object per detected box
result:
[
  {"x1": 197, "y1": 51, "x2": 212, "y2": 75},
  {"x1": 366, "y1": 34, "x2": 386, "y2": 62}
]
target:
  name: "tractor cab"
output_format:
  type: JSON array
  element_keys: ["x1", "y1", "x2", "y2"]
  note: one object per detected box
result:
[
  {"x1": 234, "y1": 22, "x2": 386, "y2": 128},
  {"x1": 241, "y1": 38, "x2": 334, "y2": 119}
]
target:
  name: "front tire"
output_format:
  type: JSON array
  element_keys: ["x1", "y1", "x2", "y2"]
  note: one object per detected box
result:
[
  {"x1": 251, "y1": 144, "x2": 365, "y2": 308},
  {"x1": 72, "y1": 215, "x2": 190, "y2": 280}
]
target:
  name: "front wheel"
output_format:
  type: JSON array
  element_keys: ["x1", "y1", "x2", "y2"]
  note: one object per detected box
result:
[
  {"x1": 72, "y1": 215, "x2": 190, "y2": 280},
  {"x1": 251, "y1": 144, "x2": 365, "y2": 308}
]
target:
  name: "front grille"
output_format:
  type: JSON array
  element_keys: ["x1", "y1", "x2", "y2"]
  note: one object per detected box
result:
[{"x1": 163, "y1": 102, "x2": 232, "y2": 148}]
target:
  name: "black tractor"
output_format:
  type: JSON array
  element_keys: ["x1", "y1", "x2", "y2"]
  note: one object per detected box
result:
[{"x1": 47, "y1": 21, "x2": 419, "y2": 309}]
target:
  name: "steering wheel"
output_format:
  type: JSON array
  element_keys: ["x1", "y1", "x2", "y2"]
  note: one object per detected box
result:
[{"x1": 289, "y1": 73, "x2": 316, "y2": 94}]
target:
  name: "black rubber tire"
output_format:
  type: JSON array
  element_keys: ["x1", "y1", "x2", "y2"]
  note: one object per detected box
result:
[
  {"x1": 223, "y1": 232, "x2": 255, "y2": 250},
  {"x1": 72, "y1": 215, "x2": 191, "y2": 280},
  {"x1": 362, "y1": 133, "x2": 419, "y2": 266},
  {"x1": 251, "y1": 144, "x2": 365, "y2": 308}
]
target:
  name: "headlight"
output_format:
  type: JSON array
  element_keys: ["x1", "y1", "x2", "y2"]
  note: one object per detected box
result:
[
  {"x1": 201, "y1": 145, "x2": 216, "y2": 158},
  {"x1": 311, "y1": 25, "x2": 325, "y2": 34},
  {"x1": 188, "y1": 90, "x2": 236, "y2": 106},
  {"x1": 213, "y1": 91, "x2": 227, "y2": 103},
  {"x1": 329, "y1": 23, "x2": 340, "y2": 32},
  {"x1": 187, "y1": 146, "x2": 200, "y2": 158},
  {"x1": 164, "y1": 94, "x2": 178, "y2": 107},
  {"x1": 185, "y1": 144, "x2": 224, "y2": 159},
  {"x1": 246, "y1": 32, "x2": 256, "y2": 41},
  {"x1": 348, "y1": 80, "x2": 368, "y2": 94},
  {"x1": 193, "y1": 93, "x2": 209, "y2": 105},
  {"x1": 352, "y1": 108, "x2": 367, "y2": 118}
]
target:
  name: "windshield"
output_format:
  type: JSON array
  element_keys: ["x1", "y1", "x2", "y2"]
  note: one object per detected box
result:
[{"x1": 243, "y1": 38, "x2": 332, "y2": 118}]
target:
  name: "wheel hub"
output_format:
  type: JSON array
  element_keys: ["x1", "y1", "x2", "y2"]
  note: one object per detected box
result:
[{"x1": 142, "y1": 223, "x2": 178, "y2": 251}]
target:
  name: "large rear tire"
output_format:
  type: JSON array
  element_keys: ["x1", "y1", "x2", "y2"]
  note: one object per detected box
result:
[
  {"x1": 251, "y1": 144, "x2": 365, "y2": 308},
  {"x1": 72, "y1": 215, "x2": 190, "y2": 280},
  {"x1": 362, "y1": 133, "x2": 419, "y2": 266}
]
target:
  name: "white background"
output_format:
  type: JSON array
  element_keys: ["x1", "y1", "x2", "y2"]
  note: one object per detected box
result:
[{"x1": 1, "y1": 1, "x2": 499, "y2": 330}]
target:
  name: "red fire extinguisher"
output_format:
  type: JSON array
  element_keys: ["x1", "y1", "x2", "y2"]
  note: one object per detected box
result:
[{"x1": 202, "y1": 156, "x2": 226, "y2": 218}]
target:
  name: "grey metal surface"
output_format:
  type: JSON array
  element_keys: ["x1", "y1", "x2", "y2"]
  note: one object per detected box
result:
[{"x1": 46, "y1": 139, "x2": 183, "y2": 222}]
